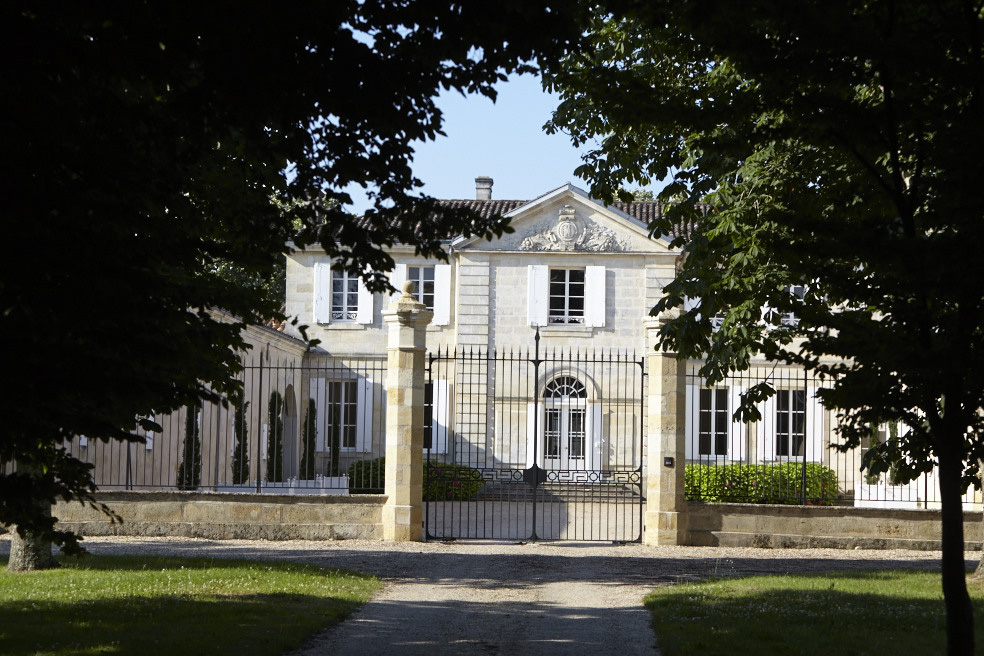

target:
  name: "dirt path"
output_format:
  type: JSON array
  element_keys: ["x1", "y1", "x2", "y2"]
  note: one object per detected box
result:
[{"x1": 1, "y1": 537, "x2": 967, "y2": 655}]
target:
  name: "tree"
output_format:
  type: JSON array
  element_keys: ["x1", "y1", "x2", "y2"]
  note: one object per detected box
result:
[
  {"x1": 1, "y1": 3, "x2": 582, "y2": 553},
  {"x1": 546, "y1": 2, "x2": 984, "y2": 653},
  {"x1": 300, "y1": 399, "x2": 317, "y2": 481},
  {"x1": 231, "y1": 400, "x2": 250, "y2": 485},
  {"x1": 176, "y1": 405, "x2": 202, "y2": 491},
  {"x1": 266, "y1": 391, "x2": 285, "y2": 484}
]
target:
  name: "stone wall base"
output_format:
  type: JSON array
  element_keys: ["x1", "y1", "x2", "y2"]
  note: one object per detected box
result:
[
  {"x1": 48, "y1": 492, "x2": 385, "y2": 541},
  {"x1": 687, "y1": 502, "x2": 982, "y2": 551}
]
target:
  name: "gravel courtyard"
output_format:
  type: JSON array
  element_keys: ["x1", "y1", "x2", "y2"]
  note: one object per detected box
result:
[{"x1": 1, "y1": 536, "x2": 973, "y2": 655}]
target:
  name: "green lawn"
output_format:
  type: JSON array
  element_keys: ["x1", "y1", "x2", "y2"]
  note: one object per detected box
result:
[
  {"x1": 0, "y1": 554, "x2": 382, "y2": 656},
  {"x1": 646, "y1": 570, "x2": 984, "y2": 655}
]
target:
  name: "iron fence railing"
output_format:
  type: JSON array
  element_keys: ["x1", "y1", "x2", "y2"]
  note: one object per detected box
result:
[
  {"x1": 61, "y1": 354, "x2": 387, "y2": 494},
  {"x1": 684, "y1": 362, "x2": 981, "y2": 510},
  {"x1": 424, "y1": 339, "x2": 646, "y2": 542}
]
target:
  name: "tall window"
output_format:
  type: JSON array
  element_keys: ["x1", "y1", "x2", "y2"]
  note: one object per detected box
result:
[
  {"x1": 776, "y1": 389, "x2": 806, "y2": 457},
  {"x1": 328, "y1": 381, "x2": 358, "y2": 449},
  {"x1": 698, "y1": 388, "x2": 729, "y2": 456},
  {"x1": 331, "y1": 270, "x2": 359, "y2": 321},
  {"x1": 408, "y1": 266, "x2": 435, "y2": 311},
  {"x1": 549, "y1": 269, "x2": 585, "y2": 324}
]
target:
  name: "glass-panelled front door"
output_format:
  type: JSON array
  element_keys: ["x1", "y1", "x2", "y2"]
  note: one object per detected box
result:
[
  {"x1": 543, "y1": 376, "x2": 588, "y2": 471},
  {"x1": 545, "y1": 407, "x2": 587, "y2": 470}
]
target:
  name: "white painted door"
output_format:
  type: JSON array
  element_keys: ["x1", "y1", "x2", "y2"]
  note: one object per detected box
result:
[{"x1": 544, "y1": 406, "x2": 588, "y2": 471}]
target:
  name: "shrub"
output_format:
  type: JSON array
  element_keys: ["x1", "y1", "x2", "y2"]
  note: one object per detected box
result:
[
  {"x1": 424, "y1": 462, "x2": 485, "y2": 501},
  {"x1": 176, "y1": 405, "x2": 202, "y2": 490},
  {"x1": 266, "y1": 391, "x2": 284, "y2": 483},
  {"x1": 685, "y1": 462, "x2": 840, "y2": 506},
  {"x1": 231, "y1": 400, "x2": 250, "y2": 485},
  {"x1": 348, "y1": 457, "x2": 385, "y2": 494},
  {"x1": 300, "y1": 399, "x2": 317, "y2": 480},
  {"x1": 347, "y1": 457, "x2": 485, "y2": 500}
]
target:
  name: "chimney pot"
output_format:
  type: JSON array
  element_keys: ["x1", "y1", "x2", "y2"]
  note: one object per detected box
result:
[{"x1": 475, "y1": 176, "x2": 493, "y2": 200}]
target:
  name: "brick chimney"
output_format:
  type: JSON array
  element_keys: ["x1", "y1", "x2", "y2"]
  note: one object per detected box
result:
[{"x1": 475, "y1": 176, "x2": 493, "y2": 200}]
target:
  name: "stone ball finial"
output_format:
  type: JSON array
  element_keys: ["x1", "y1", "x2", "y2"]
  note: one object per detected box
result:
[{"x1": 401, "y1": 280, "x2": 416, "y2": 296}]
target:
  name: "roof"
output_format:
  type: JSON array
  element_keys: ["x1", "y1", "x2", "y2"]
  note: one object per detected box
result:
[{"x1": 437, "y1": 198, "x2": 693, "y2": 241}]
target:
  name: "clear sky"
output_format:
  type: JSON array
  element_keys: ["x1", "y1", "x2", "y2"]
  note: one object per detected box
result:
[{"x1": 344, "y1": 74, "x2": 598, "y2": 213}]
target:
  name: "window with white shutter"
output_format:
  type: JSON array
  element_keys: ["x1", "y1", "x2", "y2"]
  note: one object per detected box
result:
[{"x1": 313, "y1": 262, "x2": 374, "y2": 325}]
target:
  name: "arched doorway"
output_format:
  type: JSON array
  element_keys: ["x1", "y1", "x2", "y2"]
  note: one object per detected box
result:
[{"x1": 542, "y1": 376, "x2": 589, "y2": 471}]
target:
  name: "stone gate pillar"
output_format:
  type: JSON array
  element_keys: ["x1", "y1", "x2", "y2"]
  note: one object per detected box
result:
[
  {"x1": 381, "y1": 282, "x2": 433, "y2": 541},
  {"x1": 644, "y1": 316, "x2": 688, "y2": 546}
]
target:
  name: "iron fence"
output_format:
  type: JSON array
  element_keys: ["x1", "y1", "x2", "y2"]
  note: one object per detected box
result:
[
  {"x1": 424, "y1": 339, "x2": 646, "y2": 542},
  {"x1": 684, "y1": 362, "x2": 981, "y2": 510},
  {"x1": 61, "y1": 354, "x2": 388, "y2": 494}
]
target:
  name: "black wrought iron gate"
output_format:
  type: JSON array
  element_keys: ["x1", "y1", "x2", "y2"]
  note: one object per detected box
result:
[{"x1": 424, "y1": 332, "x2": 646, "y2": 542}]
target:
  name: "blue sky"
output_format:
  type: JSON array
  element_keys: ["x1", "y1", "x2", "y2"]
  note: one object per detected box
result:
[{"x1": 344, "y1": 74, "x2": 598, "y2": 213}]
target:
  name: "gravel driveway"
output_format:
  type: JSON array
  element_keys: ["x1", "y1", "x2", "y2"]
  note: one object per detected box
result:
[{"x1": 1, "y1": 536, "x2": 970, "y2": 655}]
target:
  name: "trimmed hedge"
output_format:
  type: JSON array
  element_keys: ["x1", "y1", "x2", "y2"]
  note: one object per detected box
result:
[
  {"x1": 685, "y1": 462, "x2": 840, "y2": 506},
  {"x1": 424, "y1": 462, "x2": 485, "y2": 501},
  {"x1": 348, "y1": 457, "x2": 385, "y2": 494},
  {"x1": 347, "y1": 457, "x2": 485, "y2": 501}
]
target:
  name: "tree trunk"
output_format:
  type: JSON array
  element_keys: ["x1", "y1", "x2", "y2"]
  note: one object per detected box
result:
[
  {"x1": 938, "y1": 429, "x2": 974, "y2": 655},
  {"x1": 6, "y1": 509, "x2": 59, "y2": 572}
]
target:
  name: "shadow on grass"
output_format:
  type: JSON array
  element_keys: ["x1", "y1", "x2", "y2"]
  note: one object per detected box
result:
[
  {"x1": 0, "y1": 555, "x2": 378, "y2": 656},
  {"x1": 644, "y1": 570, "x2": 980, "y2": 656}
]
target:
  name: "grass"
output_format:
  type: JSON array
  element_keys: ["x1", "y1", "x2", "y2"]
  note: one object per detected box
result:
[
  {"x1": 0, "y1": 554, "x2": 382, "y2": 656},
  {"x1": 646, "y1": 570, "x2": 984, "y2": 655}
]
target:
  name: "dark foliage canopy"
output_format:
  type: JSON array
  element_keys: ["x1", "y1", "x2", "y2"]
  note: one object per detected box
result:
[
  {"x1": 0, "y1": 2, "x2": 581, "y2": 550},
  {"x1": 546, "y1": 2, "x2": 984, "y2": 652}
]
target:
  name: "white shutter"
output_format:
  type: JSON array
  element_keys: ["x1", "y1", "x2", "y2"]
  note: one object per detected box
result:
[
  {"x1": 588, "y1": 403, "x2": 603, "y2": 471},
  {"x1": 314, "y1": 262, "x2": 333, "y2": 324},
  {"x1": 728, "y1": 386, "x2": 747, "y2": 461},
  {"x1": 526, "y1": 403, "x2": 539, "y2": 467},
  {"x1": 355, "y1": 378, "x2": 374, "y2": 452},
  {"x1": 430, "y1": 380, "x2": 450, "y2": 454},
  {"x1": 390, "y1": 264, "x2": 407, "y2": 304},
  {"x1": 356, "y1": 278, "x2": 374, "y2": 324},
  {"x1": 433, "y1": 264, "x2": 452, "y2": 326},
  {"x1": 685, "y1": 384, "x2": 699, "y2": 460},
  {"x1": 528, "y1": 265, "x2": 548, "y2": 327},
  {"x1": 310, "y1": 378, "x2": 326, "y2": 451},
  {"x1": 585, "y1": 266, "x2": 606, "y2": 327}
]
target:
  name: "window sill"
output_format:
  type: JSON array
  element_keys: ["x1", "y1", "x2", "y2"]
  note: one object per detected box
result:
[
  {"x1": 538, "y1": 324, "x2": 597, "y2": 337},
  {"x1": 321, "y1": 323, "x2": 367, "y2": 330}
]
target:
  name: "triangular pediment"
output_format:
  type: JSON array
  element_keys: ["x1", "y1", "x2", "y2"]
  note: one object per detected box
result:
[{"x1": 452, "y1": 184, "x2": 676, "y2": 254}]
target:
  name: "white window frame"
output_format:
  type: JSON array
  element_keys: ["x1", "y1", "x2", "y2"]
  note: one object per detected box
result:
[
  {"x1": 407, "y1": 265, "x2": 435, "y2": 310},
  {"x1": 528, "y1": 265, "x2": 605, "y2": 328},
  {"x1": 525, "y1": 376, "x2": 603, "y2": 472},
  {"x1": 311, "y1": 376, "x2": 374, "y2": 453},
  {"x1": 686, "y1": 385, "x2": 747, "y2": 461},
  {"x1": 314, "y1": 262, "x2": 374, "y2": 325},
  {"x1": 392, "y1": 263, "x2": 451, "y2": 325},
  {"x1": 756, "y1": 385, "x2": 823, "y2": 462},
  {"x1": 780, "y1": 284, "x2": 806, "y2": 327},
  {"x1": 548, "y1": 268, "x2": 586, "y2": 324}
]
